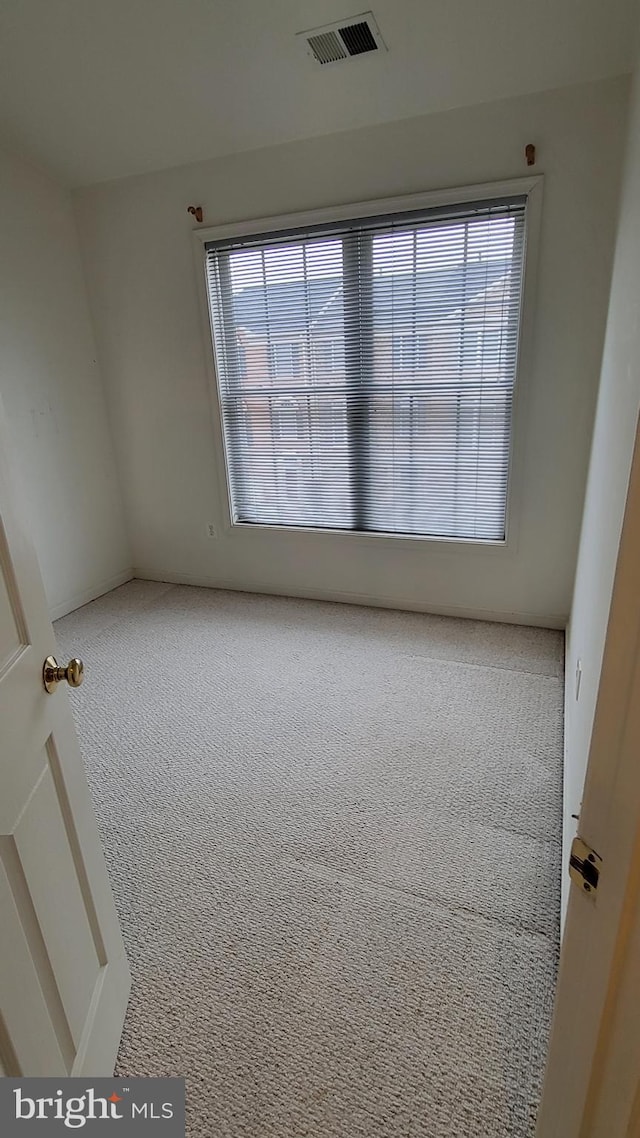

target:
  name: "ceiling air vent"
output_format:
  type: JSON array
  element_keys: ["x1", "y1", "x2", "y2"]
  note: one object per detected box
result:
[{"x1": 298, "y1": 12, "x2": 386, "y2": 66}]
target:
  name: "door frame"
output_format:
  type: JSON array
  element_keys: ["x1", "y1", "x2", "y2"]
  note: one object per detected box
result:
[{"x1": 537, "y1": 417, "x2": 640, "y2": 1136}]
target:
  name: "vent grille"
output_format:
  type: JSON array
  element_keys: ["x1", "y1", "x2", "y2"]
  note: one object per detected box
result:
[
  {"x1": 299, "y1": 12, "x2": 386, "y2": 66},
  {"x1": 339, "y1": 21, "x2": 378, "y2": 56},
  {"x1": 307, "y1": 31, "x2": 348, "y2": 65}
]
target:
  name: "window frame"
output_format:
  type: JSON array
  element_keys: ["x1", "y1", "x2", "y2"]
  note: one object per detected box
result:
[{"x1": 193, "y1": 176, "x2": 543, "y2": 553}]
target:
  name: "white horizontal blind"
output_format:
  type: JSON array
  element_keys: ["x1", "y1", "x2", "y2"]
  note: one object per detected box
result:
[{"x1": 205, "y1": 196, "x2": 526, "y2": 540}]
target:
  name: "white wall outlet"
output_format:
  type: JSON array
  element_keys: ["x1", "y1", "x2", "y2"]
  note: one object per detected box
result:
[
  {"x1": 206, "y1": 523, "x2": 216, "y2": 538},
  {"x1": 575, "y1": 658, "x2": 582, "y2": 701}
]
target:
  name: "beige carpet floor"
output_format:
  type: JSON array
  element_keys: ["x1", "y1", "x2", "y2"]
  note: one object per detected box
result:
[{"x1": 55, "y1": 581, "x2": 563, "y2": 1138}]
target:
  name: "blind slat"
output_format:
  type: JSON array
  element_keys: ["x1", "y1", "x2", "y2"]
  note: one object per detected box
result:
[{"x1": 205, "y1": 198, "x2": 526, "y2": 540}]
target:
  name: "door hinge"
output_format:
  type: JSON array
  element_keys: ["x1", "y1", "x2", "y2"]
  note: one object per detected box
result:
[{"x1": 569, "y1": 836, "x2": 602, "y2": 897}]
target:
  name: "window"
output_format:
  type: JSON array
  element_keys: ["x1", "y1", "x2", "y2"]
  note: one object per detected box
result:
[
  {"x1": 240, "y1": 399, "x2": 253, "y2": 447},
  {"x1": 272, "y1": 396, "x2": 302, "y2": 442},
  {"x1": 318, "y1": 398, "x2": 347, "y2": 445},
  {"x1": 270, "y1": 341, "x2": 302, "y2": 379},
  {"x1": 205, "y1": 194, "x2": 526, "y2": 540},
  {"x1": 391, "y1": 332, "x2": 429, "y2": 372},
  {"x1": 392, "y1": 333, "x2": 414, "y2": 372},
  {"x1": 312, "y1": 338, "x2": 344, "y2": 378}
]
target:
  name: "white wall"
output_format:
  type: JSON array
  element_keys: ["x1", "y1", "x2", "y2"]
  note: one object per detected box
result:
[
  {"x1": 563, "y1": 62, "x2": 640, "y2": 917},
  {"x1": 75, "y1": 76, "x2": 628, "y2": 626},
  {"x1": 0, "y1": 143, "x2": 131, "y2": 618}
]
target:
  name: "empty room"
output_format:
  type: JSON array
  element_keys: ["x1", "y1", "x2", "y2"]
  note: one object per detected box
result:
[{"x1": 2, "y1": 2, "x2": 640, "y2": 1136}]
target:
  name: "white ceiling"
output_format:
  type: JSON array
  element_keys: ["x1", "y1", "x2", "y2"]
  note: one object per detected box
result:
[{"x1": 0, "y1": 0, "x2": 637, "y2": 187}]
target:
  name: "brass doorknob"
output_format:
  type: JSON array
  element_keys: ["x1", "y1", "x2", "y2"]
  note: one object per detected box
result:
[{"x1": 43, "y1": 655, "x2": 85, "y2": 694}]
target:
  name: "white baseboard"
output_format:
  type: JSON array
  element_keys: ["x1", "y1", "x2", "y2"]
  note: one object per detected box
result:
[
  {"x1": 132, "y1": 566, "x2": 568, "y2": 629},
  {"x1": 50, "y1": 568, "x2": 134, "y2": 621}
]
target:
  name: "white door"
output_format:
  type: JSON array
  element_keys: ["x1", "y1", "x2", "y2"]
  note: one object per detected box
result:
[
  {"x1": 536, "y1": 424, "x2": 640, "y2": 1136},
  {"x1": 0, "y1": 397, "x2": 130, "y2": 1077}
]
